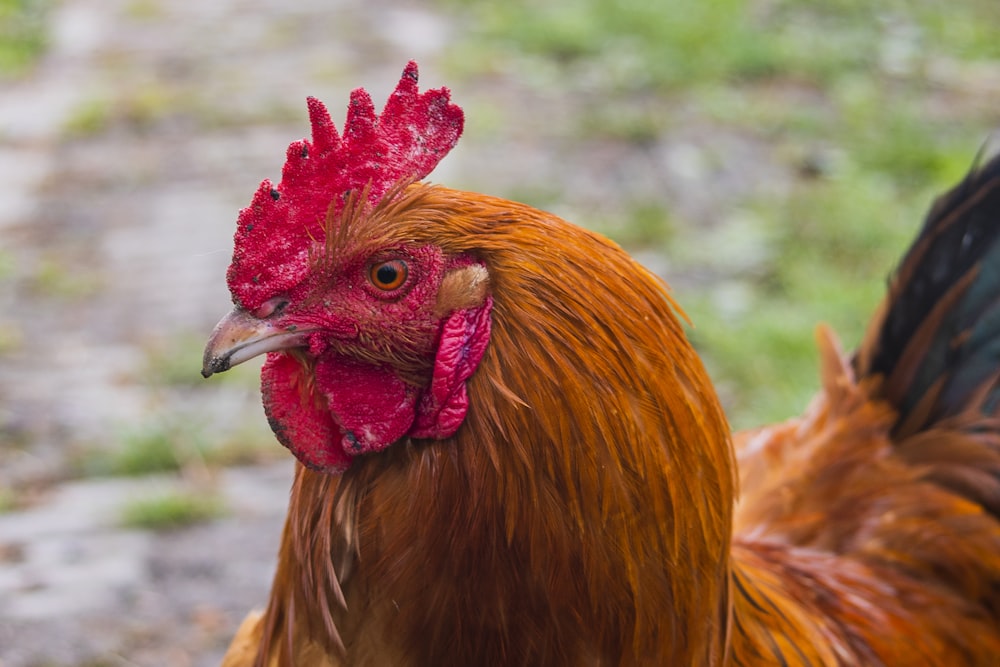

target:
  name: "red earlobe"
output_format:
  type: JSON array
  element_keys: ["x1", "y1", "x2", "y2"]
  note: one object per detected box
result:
[{"x1": 411, "y1": 297, "x2": 494, "y2": 440}]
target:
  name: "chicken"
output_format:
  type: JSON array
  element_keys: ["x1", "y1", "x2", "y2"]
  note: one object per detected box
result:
[{"x1": 203, "y1": 62, "x2": 1000, "y2": 665}]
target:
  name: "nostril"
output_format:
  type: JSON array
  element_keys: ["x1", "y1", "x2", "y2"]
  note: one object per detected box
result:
[{"x1": 254, "y1": 297, "x2": 289, "y2": 319}]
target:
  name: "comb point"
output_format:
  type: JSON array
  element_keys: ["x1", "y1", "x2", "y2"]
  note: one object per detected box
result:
[
  {"x1": 307, "y1": 96, "x2": 338, "y2": 153},
  {"x1": 225, "y1": 62, "x2": 464, "y2": 311},
  {"x1": 345, "y1": 88, "x2": 377, "y2": 142}
]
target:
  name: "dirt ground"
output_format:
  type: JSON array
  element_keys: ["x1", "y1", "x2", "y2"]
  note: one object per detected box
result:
[{"x1": 0, "y1": 1, "x2": 804, "y2": 665}]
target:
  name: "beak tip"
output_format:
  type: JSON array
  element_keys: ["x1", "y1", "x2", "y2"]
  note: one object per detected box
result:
[
  {"x1": 202, "y1": 307, "x2": 308, "y2": 378},
  {"x1": 200, "y1": 355, "x2": 230, "y2": 379}
]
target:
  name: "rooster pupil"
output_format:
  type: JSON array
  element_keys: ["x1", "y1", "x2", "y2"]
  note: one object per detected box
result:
[{"x1": 377, "y1": 265, "x2": 398, "y2": 284}]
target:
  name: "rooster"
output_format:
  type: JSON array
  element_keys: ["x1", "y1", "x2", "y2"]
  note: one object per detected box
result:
[{"x1": 203, "y1": 62, "x2": 1000, "y2": 665}]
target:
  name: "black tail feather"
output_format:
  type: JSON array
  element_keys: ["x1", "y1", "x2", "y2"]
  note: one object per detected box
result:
[{"x1": 855, "y1": 149, "x2": 1000, "y2": 437}]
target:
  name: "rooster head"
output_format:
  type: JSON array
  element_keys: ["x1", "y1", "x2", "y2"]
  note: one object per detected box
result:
[{"x1": 202, "y1": 63, "x2": 492, "y2": 474}]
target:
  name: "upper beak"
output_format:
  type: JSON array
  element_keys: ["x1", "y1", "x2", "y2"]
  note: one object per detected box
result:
[{"x1": 201, "y1": 308, "x2": 311, "y2": 378}]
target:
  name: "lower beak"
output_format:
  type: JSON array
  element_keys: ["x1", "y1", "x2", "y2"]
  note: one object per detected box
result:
[{"x1": 201, "y1": 308, "x2": 311, "y2": 378}]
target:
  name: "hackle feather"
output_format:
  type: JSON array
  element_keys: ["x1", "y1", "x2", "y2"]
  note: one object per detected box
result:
[{"x1": 216, "y1": 65, "x2": 1000, "y2": 666}]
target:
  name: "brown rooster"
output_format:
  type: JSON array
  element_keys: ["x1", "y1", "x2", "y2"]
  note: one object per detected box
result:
[{"x1": 203, "y1": 62, "x2": 1000, "y2": 665}]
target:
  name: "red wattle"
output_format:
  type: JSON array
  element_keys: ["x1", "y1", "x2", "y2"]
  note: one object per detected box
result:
[
  {"x1": 315, "y1": 355, "x2": 420, "y2": 456},
  {"x1": 260, "y1": 299, "x2": 493, "y2": 474},
  {"x1": 261, "y1": 353, "x2": 351, "y2": 473}
]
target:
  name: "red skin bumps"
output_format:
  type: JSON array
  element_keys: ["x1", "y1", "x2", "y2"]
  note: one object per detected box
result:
[{"x1": 223, "y1": 63, "x2": 488, "y2": 472}]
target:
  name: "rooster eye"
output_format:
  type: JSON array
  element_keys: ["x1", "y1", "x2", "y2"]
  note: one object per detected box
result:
[{"x1": 369, "y1": 259, "x2": 408, "y2": 291}]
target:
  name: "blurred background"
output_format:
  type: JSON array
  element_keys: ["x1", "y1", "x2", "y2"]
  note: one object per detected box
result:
[{"x1": 1, "y1": 0, "x2": 999, "y2": 664}]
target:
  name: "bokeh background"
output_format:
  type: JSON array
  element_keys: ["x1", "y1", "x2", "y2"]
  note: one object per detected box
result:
[{"x1": 1, "y1": 0, "x2": 999, "y2": 664}]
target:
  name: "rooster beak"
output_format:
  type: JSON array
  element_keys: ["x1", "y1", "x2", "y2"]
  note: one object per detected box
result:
[{"x1": 201, "y1": 308, "x2": 311, "y2": 378}]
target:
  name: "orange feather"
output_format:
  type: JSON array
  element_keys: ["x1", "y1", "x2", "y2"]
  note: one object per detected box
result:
[{"x1": 220, "y1": 154, "x2": 1000, "y2": 665}]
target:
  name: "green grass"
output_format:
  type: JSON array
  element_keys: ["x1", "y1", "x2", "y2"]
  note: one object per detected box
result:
[
  {"x1": 71, "y1": 331, "x2": 280, "y2": 479},
  {"x1": 121, "y1": 491, "x2": 224, "y2": 530},
  {"x1": 62, "y1": 83, "x2": 185, "y2": 138},
  {"x1": 0, "y1": 323, "x2": 22, "y2": 355},
  {"x1": 77, "y1": 419, "x2": 207, "y2": 477},
  {"x1": 205, "y1": 423, "x2": 287, "y2": 467},
  {"x1": 62, "y1": 97, "x2": 115, "y2": 138},
  {"x1": 125, "y1": 0, "x2": 164, "y2": 20},
  {"x1": 442, "y1": 0, "x2": 1000, "y2": 91},
  {"x1": 675, "y1": 159, "x2": 961, "y2": 426},
  {"x1": 28, "y1": 256, "x2": 104, "y2": 298},
  {"x1": 0, "y1": 0, "x2": 48, "y2": 76},
  {"x1": 438, "y1": 0, "x2": 999, "y2": 429},
  {"x1": 76, "y1": 412, "x2": 284, "y2": 479},
  {"x1": 0, "y1": 487, "x2": 15, "y2": 513}
]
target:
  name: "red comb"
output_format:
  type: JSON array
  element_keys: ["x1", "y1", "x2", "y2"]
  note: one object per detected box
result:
[{"x1": 226, "y1": 61, "x2": 464, "y2": 310}]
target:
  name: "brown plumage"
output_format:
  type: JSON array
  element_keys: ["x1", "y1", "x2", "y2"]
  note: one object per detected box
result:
[
  {"x1": 219, "y1": 187, "x2": 735, "y2": 665},
  {"x1": 205, "y1": 66, "x2": 1000, "y2": 665}
]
